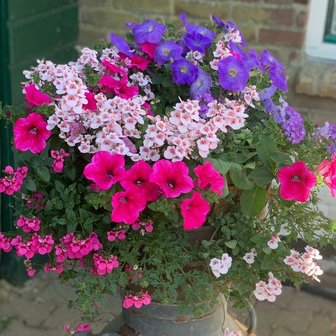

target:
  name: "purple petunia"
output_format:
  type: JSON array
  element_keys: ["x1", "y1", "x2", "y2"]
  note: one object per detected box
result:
[
  {"x1": 170, "y1": 58, "x2": 199, "y2": 85},
  {"x1": 154, "y1": 40, "x2": 183, "y2": 65},
  {"x1": 184, "y1": 32, "x2": 212, "y2": 54},
  {"x1": 190, "y1": 69, "x2": 212, "y2": 99},
  {"x1": 131, "y1": 19, "x2": 166, "y2": 44},
  {"x1": 218, "y1": 56, "x2": 249, "y2": 92},
  {"x1": 259, "y1": 84, "x2": 277, "y2": 102},
  {"x1": 109, "y1": 33, "x2": 133, "y2": 56},
  {"x1": 246, "y1": 49, "x2": 262, "y2": 71},
  {"x1": 180, "y1": 13, "x2": 215, "y2": 42},
  {"x1": 317, "y1": 122, "x2": 336, "y2": 155}
]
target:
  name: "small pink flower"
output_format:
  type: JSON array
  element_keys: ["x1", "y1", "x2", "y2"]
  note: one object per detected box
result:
[
  {"x1": 51, "y1": 149, "x2": 70, "y2": 173},
  {"x1": 120, "y1": 161, "x2": 159, "y2": 202},
  {"x1": 194, "y1": 161, "x2": 225, "y2": 196},
  {"x1": 111, "y1": 187, "x2": 147, "y2": 224},
  {"x1": 84, "y1": 151, "x2": 125, "y2": 190},
  {"x1": 278, "y1": 161, "x2": 316, "y2": 202},
  {"x1": 75, "y1": 323, "x2": 91, "y2": 332},
  {"x1": 316, "y1": 155, "x2": 336, "y2": 197},
  {"x1": 181, "y1": 191, "x2": 210, "y2": 230},
  {"x1": 14, "y1": 112, "x2": 51, "y2": 153},
  {"x1": 122, "y1": 292, "x2": 151, "y2": 309},
  {"x1": 267, "y1": 233, "x2": 281, "y2": 250},
  {"x1": 24, "y1": 84, "x2": 51, "y2": 106},
  {"x1": 150, "y1": 159, "x2": 193, "y2": 198}
]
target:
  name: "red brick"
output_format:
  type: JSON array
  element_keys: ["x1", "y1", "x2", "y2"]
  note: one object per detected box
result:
[
  {"x1": 296, "y1": 11, "x2": 307, "y2": 28},
  {"x1": 265, "y1": 8, "x2": 294, "y2": 26},
  {"x1": 259, "y1": 29, "x2": 304, "y2": 48}
]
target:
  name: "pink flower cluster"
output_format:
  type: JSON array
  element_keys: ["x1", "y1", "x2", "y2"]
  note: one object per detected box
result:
[
  {"x1": 131, "y1": 220, "x2": 153, "y2": 234},
  {"x1": 51, "y1": 149, "x2": 70, "y2": 173},
  {"x1": 11, "y1": 233, "x2": 54, "y2": 259},
  {"x1": 0, "y1": 165, "x2": 28, "y2": 195},
  {"x1": 284, "y1": 246, "x2": 323, "y2": 282},
  {"x1": 23, "y1": 192, "x2": 45, "y2": 210},
  {"x1": 107, "y1": 229, "x2": 126, "y2": 241},
  {"x1": 224, "y1": 328, "x2": 242, "y2": 336},
  {"x1": 0, "y1": 233, "x2": 12, "y2": 252},
  {"x1": 58, "y1": 232, "x2": 103, "y2": 260},
  {"x1": 84, "y1": 153, "x2": 224, "y2": 230},
  {"x1": 91, "y1": 253, "x2": 119, "y2": 275},
  {"x1": 209, "y1": 253, "x2": 232, "y2": 278},
  {"x1": 122, "y1": 292, "x2": 151, "y2": 309},
  {"x1": 64, "y1": 322, "x2": 91, "y2": 335},
  {"x1": 16, "y1": 215, "x2": 41, "y2": 233},
  {"x1": 24, "y1": 84, "x2": 51, "y2": 107},
  {"x1": 254, "y1": 272, "x2": 282, "y2": 303},
  {"x1": 24, "y1": 259, "x2": 37, "y2": 277},
  {"x1": 267, "y1": 233, "x2": 281, "y2": 250},
  {"x1": 316, "y1": 155, "x2": 336, "y2": 197}
]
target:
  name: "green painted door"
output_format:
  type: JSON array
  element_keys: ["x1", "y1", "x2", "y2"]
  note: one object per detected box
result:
[{"x1": 0, "y1": 0, "x2": 78, "y2": 284}]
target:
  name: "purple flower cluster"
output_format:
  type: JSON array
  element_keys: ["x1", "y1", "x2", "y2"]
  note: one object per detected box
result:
[
  {"x1": 317, "y1": 122, "x2": 336, "y2": 155},
  {"x1": 273, "y1": 105, "x2": 306, "y2": 144}
]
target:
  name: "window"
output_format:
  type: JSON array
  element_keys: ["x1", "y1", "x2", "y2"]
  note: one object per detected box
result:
[{"x1": 306, "y1": 0, "x2": 336, "y2": 60}]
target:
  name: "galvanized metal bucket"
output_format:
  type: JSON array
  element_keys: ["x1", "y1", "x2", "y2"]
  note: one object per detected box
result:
[{"x1": 122, "y1": 297, "x2": 227, "y2": 336}]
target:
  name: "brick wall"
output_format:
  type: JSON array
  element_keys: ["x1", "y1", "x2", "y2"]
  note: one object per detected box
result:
[{"x1": 78, "y1": 0, "x2": 336, "y2": 124}]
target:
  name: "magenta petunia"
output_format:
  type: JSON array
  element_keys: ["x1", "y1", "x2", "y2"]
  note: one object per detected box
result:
[
  {"x1": 111, "y1": 187, "x2": 147, "y2": 224},
  {"x1": 180, "y1": 191, "x2": 210, "y2": 230},
  {"x1": 120, "y1": 160, "x2": 159, "y2": 202},
  {"x1": 24, "y1": 84, "x2": 51, "y2": 106},
  {"x1": 83, "y1": 151, "x2": 125, "y2": 190},
  {"x1": 150, "y1": 160, "x2": 194, "y2": 198},
  {"x1": 194, "y1": 161, "x2": 225, "y2": 196},
  {"x1": 316, "y1": 155, "x2": 336, "y2": 197},
  {"x1": 13, "y1": 112, "x2": 51, "y2": 154},
  {"x1": 278, "y1": 161, "x2": 316, "y2": 202},
  {"x1": 83, "y1": 92, "x2": 97, "y2": 111}
]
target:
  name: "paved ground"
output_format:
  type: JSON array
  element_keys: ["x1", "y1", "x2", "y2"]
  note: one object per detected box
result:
[{"x1": 0, "y1": 273, "x2": 335, "y2": 336}]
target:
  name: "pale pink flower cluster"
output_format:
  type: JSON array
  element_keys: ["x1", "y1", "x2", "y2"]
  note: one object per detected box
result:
[
  {"x1": 0, "y1": 165, "x2": 28, "y2": 195},
  {"x1": 107, "y1": 229, "x2": 126, "y2": 242},
  {"x1": 91, "y1": 253, "x2": 119, "y2": 276},
  {"x1": 284, "y1": 246, "x2": 323, "y2": 282},
  {"x1": 141, "y1": 99, "x2": 248, "y2": 161},
  {"x1": 11, "y1": 233, "x2": 54, "y2": 259},
  {"x1": 242, "y1": 86, "x2": 260, "y2": 108},
  {"x1": 224, "y1": 328, "x2": 242, "y2": 336},
  {"x1": 243, "y1": 249, "x2": 257, "y2": 264},
  {"x1": 209, "y1": 253, "x2": 232, "y2": 278},
  {"x1": 186, "y1": 50, "x2": 204, "y2": 65},
  {"x1": 210, "y1": 40, "x2": 231, "y2": 70},
  {"x1": 254, "y1": 272, "x2": 282, "y2": 303},
  {"x1": 123, "y1": 292, "x2": 151, "y2": 309},
  {"x1": 16, "y1": 215, "x2": 41, "y2": 233},
  {"x1": 129, "y1": 72, "x2": 154, "y2": 100},
  {"x1": 267, "y1": 233, "x2": 281, "y2": 250}
]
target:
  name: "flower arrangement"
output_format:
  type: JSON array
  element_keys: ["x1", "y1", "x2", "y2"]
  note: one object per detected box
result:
[{"x1": 1, "y1": 15, "x2": 335, "y2": 325}]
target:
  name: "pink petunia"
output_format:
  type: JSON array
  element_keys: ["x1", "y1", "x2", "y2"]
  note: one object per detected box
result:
[
  {"x1": 180, "y1": 191, "x2": 210, "y2": 230},
  {"x1": 140, "y1": 42, "x2": 158, "y2": 59},
  {"x1": 278, "y1": 161, "x2": 316, "y2": 202},
  {"x1": 13, "y1": 112, "x2": 51, "y2": 154},
  {"x1": 111, "y1": 187, "x2": 147, "y2": 224},
  {"x1": 128, "y1": 55, "x2": 151, "y2": 71},
  {"x1": 194, "y1": 161, "x2": 225, "y2": 196},
  {"x1": 120, "y1": 161, "x2": 159, "y2": 202},
  {"x1": 114, "y1": 82, "x2": 139, "y2": 99},
  {"x1": 83, "y1": 92, "x2": 97, "y2": 111},
  {"x1": 150, "y1": 160, "x2": 193, "y2": 198},
  {"x1": 316, "y1": 155, "x2": 336, "y2": 197},
  {"x1": 24, "y1": 84, "x2": 51, "y2": 106},
  {"x1": 84, "y1": 151, "x2": 125, "y2": 190}
]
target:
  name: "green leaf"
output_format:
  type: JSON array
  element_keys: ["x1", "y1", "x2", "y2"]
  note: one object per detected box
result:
[
  {"x1": 54, "y1": 181, "x2": 65, "y2": 193},
  {"x1": 65, "y1": 165, "x2": 76, "y2": 181},
  {"x1": 207, "y1": 158, "x2": 231, "y2": 175},
  {"x1": 262, "y1": 247, "x2": 272, "y2": 255},
  {"x1": 271, "y1": 152, "x2": 292, "y2": 167},
  {"x1": 67, "y1": 222, "x2": 77, "y2": 233},
  {"x1": 83, "y1": 220, "x2": 93, "y2": 233},
  {"x1": 36, "y1": 166, "x2": 50, "y2": 182},
  {"x1": 240, "y1": 186, "x2": 267, "y2": 217},
  {"x1": 25, "y1": 176, "x2": 36, "y2": 191},
  {"x1": 256, "y1": 135, "x2": 277, "y2": 169},
  {"x1": 66, "y1": 209, "x2": 76, "y2": 222},
  {"x1": 225, "y1": 240, "x2": 237, "y2": 249},
  {"x1": 249, "y1": 167, "x2": 274, "y2": 186},
  {"x1": 229, "y1": 164, "x2": 255, "y2": 190}
]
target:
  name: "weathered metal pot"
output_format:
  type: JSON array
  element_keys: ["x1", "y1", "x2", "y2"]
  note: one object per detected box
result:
[{"x1": 122, "y1": 296, "x2": 227, "y2": 336}]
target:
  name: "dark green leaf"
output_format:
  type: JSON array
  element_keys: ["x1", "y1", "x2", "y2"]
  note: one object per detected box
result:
[
  {"x1": 25, "y1": 176, "x2": 36, "y2": 191},
  {"x1": 54, "y1": 180, "x2": 65, "y2": 193},
  {"x1": 225, "y1": 240, "x2": 237, "y2": 249},
  {"x1": 271, "y1": 152, "x2": 292, "y2": 167},
  {"x1": 36, "y1": 166, "x2": 50, "y2": 182},
  {"x1": 249, "y1": 167, "x2": 274, "y2": 186},
  {"x1": 256, "y1": 135, "x2": 277, "y2": 169},
  {"x1": 240, "y1": 186, "x2": 267, "y2": 217},
  {"x1": 229, "y1": 164, "x2": 255, "y2": 190},
  {"x1": 206, "y1": 158, "x2": 231, "y2": 175}
]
